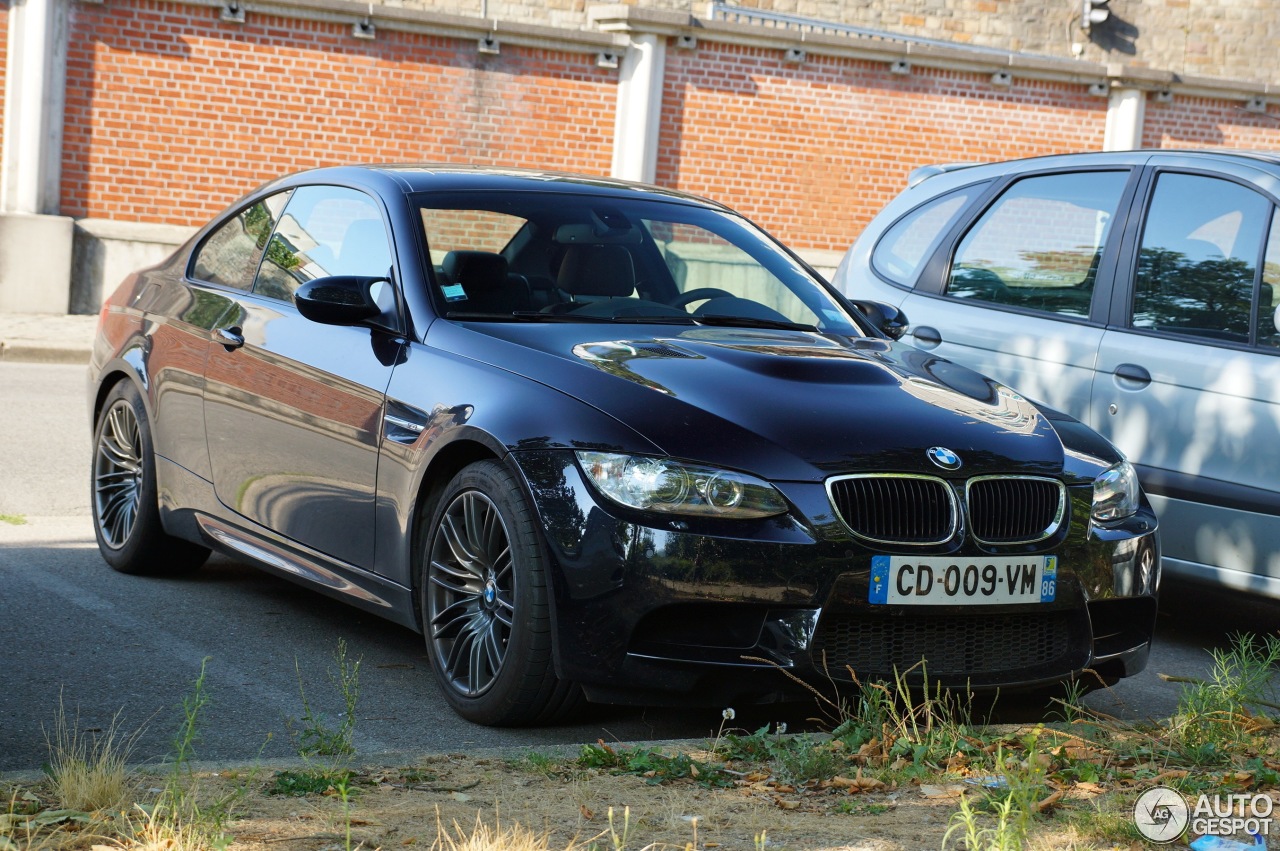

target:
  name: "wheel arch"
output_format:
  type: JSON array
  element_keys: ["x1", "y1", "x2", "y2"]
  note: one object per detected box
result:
[
  {"x1": 407, "y1": 437, "x2": 505, "y2": 629},
  {"x1": 91, "y1": 346, "x2": 151, "y2": 429}
]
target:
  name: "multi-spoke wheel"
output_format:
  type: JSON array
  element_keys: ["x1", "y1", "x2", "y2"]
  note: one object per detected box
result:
[
  {"x1": 94, "y1": 394, "x2": 146, "y2": 548},
  {"x1": 421, "y1": 460, "x2": 581, "y2": 726},
  {"x1": 91, "y1": 381, "x2": 210, "y2": 575}
]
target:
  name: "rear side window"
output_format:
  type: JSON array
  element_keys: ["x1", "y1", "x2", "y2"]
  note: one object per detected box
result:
[
  {"x1": 945, "y1": 171, "x2": 1128, "y2": 318},
  {"x1": 872, "y1": 187, "x2": 976, "y2": 287},
  {"x1": 191, "y1": 191, "x2": 291, "y2": 290},
  {"x1": 1132, "y1": 173, "x2": 1271, "y2": 345},
  {"x1": 254, "y1": 186, "x2": 393, "y2": 301}
]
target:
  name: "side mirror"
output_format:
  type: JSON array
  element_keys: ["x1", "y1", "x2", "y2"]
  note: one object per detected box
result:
[
  {"x1": 850, "y1": 299, "x2": 909, "y2": 341},
  {"x1": 295, "y1": 276, "x2": 386, "y2": 326}
]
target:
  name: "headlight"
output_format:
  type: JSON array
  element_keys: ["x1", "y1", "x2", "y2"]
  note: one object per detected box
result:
[
  {"x1": 575, "y1": 452, "x2": 788, "y2": 519},
  {"x1": 1092, "y1": 459, "x2": 1139, "y2": 522}
]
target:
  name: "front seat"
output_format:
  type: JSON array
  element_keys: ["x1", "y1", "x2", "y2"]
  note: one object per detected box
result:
[{"x1": 546, "y1": 244, "x2": 636, "y2": 312}]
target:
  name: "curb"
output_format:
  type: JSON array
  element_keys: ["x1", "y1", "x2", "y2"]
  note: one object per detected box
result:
[{"x1": 0, "y1": 342, "x2": 92, "y2": 365}]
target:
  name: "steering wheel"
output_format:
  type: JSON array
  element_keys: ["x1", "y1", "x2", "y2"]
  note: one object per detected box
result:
[{"x1": 670, "y1": 288, "x2": 736, "y2": 309}]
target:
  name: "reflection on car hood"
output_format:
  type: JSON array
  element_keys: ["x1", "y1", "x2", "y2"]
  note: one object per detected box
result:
[{"x1": 440, "y1": 322, "x2": 1072, "y2": 482}]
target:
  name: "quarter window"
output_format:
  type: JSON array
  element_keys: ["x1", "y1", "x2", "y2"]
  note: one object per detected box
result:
[
  {"x1": 254, "y1": 186, "x2": 393, "y2": 301},
  {"x1": 946, "y1": 171, "x2": 1128, "y2": 318},
  {"x1": 191, "y1": 192, "x2": 291, "y2": 290},
  {"x1": 1132, "y1": 174, "x2": 1271, "y2": 345},
  {"x1": 872, "y1": 187, "x2": 978, "y2": 287}
]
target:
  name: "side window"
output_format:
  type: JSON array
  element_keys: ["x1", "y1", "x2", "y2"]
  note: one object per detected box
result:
[
  {"x1": 946, "y1": 171, "x2": 1128, "y2": 318},
  {"x1": 1132, "y1": 173, "x2": 1270, "y2": 344},
  {"x1": 872, "y1": 187, "x2": 978, "y2": 287},
  {"x1": 191, "y1": 192, "x2": 291, "y2": 290},
  {"x1": 1260, "y1": 209, "x2": 1280, "y2": 350},
  {"x1": 254, "y1": 186, "x2": 393, "y2": 301}
]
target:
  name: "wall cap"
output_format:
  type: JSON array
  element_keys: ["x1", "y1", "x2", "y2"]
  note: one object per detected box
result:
[{"x1": 587, "y1": 4, "x2": 1278, "y2": 98}]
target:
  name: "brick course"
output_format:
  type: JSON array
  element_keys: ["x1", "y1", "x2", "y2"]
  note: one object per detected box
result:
[
  {"x1": 1142, "y1": 97, "x2": 1280, "y2": 150},
  {"x1": 657, "y1": 41, "x2": 1108, "y2": 254},
  {"x1": 28, "y1": 0, "x2": 1280, "y2": 258},
  {"x1": 60, "y1": 0, "x2": 616, "y2": 225}
]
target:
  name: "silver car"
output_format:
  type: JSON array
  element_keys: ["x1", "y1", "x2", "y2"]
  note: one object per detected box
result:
[{"x1": 833, "y1": 150, "x2": 1280, "y2": 599}]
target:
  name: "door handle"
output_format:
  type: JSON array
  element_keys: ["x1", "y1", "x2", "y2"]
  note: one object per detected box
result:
[
  {"x1": 215, "y1": 326, "x2": 245, "y2": 351},
  {"x1": 1113, "y1": 363, "x2": 1151, "y2": 389},
  {"x1": 911, "y1": 325, "x2": 942, "y2": 347}
]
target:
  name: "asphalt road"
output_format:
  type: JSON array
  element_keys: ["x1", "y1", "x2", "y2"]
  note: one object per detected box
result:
[{"x1": 2, "y1": 361, "x2": 1277, "y2": 773}]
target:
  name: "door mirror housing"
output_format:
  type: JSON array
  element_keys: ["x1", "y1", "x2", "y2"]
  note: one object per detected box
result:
[
  {"x1": 295, "y1": 276, "x2": 387, "y2": 326},
  {"x1": 850, "y1": 299, "x2": 909, "y2": 341}
]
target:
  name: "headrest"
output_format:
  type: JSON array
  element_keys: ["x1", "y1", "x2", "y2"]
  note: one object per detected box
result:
[
  {"x1": 556, "y1": 244, "x2": 636, "y2": 298},
  {"x1": 441, "y1": 251, "x2": 510, "y2": 293}
]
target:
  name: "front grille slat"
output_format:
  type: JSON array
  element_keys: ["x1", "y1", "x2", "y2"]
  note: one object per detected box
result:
[
  {"x1": 967, "y1": 476, "x2": 1066, "y2": 545},
  {"x1": 826, "y1": 474, "x2": 1066, "y2": 547},
  {"x1": 812, "y1": 611, "x2": 1073, "y2": 679},
  {"x1": 827, "y1": 475, "x2": 955, "y2": 545}
]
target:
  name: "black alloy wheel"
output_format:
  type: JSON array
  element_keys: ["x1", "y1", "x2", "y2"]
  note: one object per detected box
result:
[
  {"x1": 91, "y1": 381, "x2": 210, "y2": 575},
  {"x1": 421, "y1": 460, "x2": 581, "y2": 726}
]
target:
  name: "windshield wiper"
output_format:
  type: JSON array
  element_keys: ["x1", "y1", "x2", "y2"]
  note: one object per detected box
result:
[
  {"x1": 505, "y1": 311, "x2": 697, "y2": 325},
  {"x1": 692, "y1": 314, "x2": 819, "y2": 332}
]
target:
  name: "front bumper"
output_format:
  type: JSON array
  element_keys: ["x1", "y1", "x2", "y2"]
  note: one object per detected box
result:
[{"x1": 513, "y1": 451, "x2": 1160, "y2": 705}]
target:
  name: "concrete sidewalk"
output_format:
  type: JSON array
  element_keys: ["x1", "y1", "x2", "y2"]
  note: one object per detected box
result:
[{"x1": 0, "y1": 312, "x2": 97, "y2": 364}]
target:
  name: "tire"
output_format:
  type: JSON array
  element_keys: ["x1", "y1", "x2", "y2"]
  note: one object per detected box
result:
[
  {"x1": 420, "y1": 460, "x2": 582, "y2": 726},
  {"x1": 91, "y1": 381, "x2": 210, "y2": 575}
]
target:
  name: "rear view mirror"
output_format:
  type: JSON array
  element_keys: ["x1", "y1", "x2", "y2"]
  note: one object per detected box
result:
[
  {"x1": 295, "y1": 275, "x2": 386, "y2": 326},
  {"x1": 850, "y1": 299, "x2": 909, "y2": 341}
]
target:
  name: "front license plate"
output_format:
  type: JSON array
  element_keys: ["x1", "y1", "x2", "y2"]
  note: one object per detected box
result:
[{"x1": 869, "y1": 555, "x2": 1057, "y2": 605}]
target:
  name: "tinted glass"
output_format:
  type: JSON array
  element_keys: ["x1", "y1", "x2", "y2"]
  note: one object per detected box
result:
[
  {"x1": 416, "y1": 192, "x2": 861, "y2": 334},
  {"x1": 1258, "y1": 208, "x2": 1280, "y2": 349},
  {"x1": 1132, "y1": 173, "x2": 1270, "y2": 344},
  {"x1": 872, "y1": 188, "x2": 976, "y2": 286},
  {"x1": 947, "y1": 171, "x2": 1128, "y2": 318},
  {"x1": 253, "y1": 186, "x2": 392, "y2": 301},
  {"x1": 191, "y1": 192, "x2": 291, "y2": 290}
]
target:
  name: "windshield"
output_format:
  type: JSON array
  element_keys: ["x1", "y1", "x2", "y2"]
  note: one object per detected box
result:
[{"x1": 416, "y1": 191, "x2": 863, "y2": 335}]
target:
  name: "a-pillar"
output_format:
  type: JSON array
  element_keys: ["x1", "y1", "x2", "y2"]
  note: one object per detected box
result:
[{"x1": 1, "y1": 0, "x2": 74, "y2": 313}]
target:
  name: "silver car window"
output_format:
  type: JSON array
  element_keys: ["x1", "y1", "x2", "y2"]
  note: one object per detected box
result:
[
  {"x1": 1132, "y1": 173, "x2": 1271, "y2": 345},
  {"x1": 872, "y1": 188, "x2": 974, "y2": 287},
  {"x1": 946, "y1": 171, "x2": 1128, "y2": 318}
]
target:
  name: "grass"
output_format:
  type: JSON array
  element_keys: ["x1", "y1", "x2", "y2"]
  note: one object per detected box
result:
[
  {"x1": 0, "y1": 514, "x2": 26, "y2": 526},
  {"x1": 4, "y1": 636, "x2": 1278, "y2": 850},
  {"x1": 42, "y1": 695, "x2": 138, "y2": 813},
  {"x1": 288, "y1": 638, "x2": 362, "y2": 760}
]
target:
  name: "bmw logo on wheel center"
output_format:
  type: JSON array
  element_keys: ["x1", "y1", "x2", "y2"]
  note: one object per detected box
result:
[{"x1": 927, "y1": 447, "x2": 962, "y2": 471}]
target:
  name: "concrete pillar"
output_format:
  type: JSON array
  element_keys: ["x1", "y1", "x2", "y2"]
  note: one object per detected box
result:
[
  {"x1": 610, "y1": 33, "x2": 665, "y2": 184},
  {"x1": 1103, "y1": 87, "x2": 1147, "y2": 152},
  {"x1": 1, "y1": 0, "x2": 73, "y2": 312}
]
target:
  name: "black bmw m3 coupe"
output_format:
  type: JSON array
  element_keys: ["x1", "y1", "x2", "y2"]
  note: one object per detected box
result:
[{"x1": 89, "y1": 165, "x2": 1160, "y2": 725}]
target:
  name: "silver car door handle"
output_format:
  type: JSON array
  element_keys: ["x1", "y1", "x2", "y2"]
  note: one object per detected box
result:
[
  {"x1": 215, "y1": 326, "x2": 245, "y2": 351},
  {"x1": 912, "y1": 325, "x2": 942, "y2": 347},
  {"x1": 1113, "y1": 363, "x2": 1151, "y2": 389}
]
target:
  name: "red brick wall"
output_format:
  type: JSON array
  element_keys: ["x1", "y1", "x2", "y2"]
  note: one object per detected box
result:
[
  {"x1": 61, "y1": 0, "x2": 617, "y2": 225},
  {"x1": 1143, "y1": 97, "x2": 1280, "y2": 151},
  {"x1": 656, "y1": 42, "x2": 1109, "y2": 254}
]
